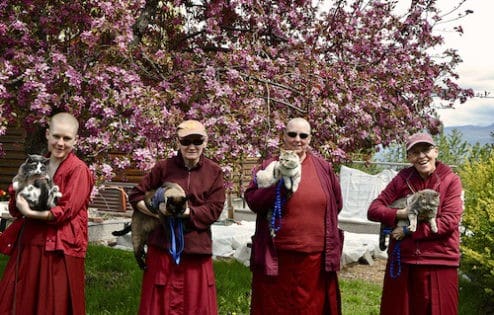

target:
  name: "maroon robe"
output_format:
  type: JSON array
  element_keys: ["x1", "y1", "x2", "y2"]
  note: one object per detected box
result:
[{"x1": 0, "y1": 152, "x2": 93, "y2": 315}]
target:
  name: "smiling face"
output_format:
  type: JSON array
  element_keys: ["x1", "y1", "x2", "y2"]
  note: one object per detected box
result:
[
  {"x1": 45, "y1": 113, "x2": 79, "y2": 162},
  {"x1": 407, "y1": 142, "x2": 438, "y2": 179},
  {"x1": 283, "y1": 118, "x2": 311, "y2": 160}
]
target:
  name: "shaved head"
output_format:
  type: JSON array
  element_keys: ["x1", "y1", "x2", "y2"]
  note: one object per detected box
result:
[
  {"x1": 286, "y1": 117, "x2": 311, "y2": 133},
  {"x1": 49, "y1": 112, "x2": 79, "y2": 135}
]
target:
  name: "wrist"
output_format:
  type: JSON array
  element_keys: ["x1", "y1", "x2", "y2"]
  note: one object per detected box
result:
[{"x1": 402, "y1": 226, "x2": 410, "y2": 236}]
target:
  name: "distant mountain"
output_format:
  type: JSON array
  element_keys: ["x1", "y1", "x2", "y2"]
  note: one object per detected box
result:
[{"x1": 444, "y1": 124, "x2": 494, "y2": 146}]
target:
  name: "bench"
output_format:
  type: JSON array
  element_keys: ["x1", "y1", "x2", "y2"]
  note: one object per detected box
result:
[{"x1": 89, "y1": 182, "x2": 136, "y2": 213}]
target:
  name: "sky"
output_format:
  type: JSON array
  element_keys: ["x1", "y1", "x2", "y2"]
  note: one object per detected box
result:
[{"x1": 434, "y1": 0, "x2": 494, "y2": 127}]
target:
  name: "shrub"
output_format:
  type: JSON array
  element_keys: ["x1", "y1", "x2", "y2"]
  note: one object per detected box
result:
[{"x1": 458, "y1": 148, "x2": 494, "y2": 308}]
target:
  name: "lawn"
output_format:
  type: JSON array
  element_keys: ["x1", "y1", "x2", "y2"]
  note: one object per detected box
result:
[{"x1": 0, "y1": 244, "x2": 485, "y2": 314}]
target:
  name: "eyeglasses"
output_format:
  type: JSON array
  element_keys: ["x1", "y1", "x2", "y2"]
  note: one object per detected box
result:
[
  {"x1": 179, "y1": 138, "x2": 204, "y2": 146},
  {"x1": 407, "y1": 146, "x2": 435, "y2": 158},
  {"x1": 287, "y1": 132, "x2": 309, "y2": 139}
]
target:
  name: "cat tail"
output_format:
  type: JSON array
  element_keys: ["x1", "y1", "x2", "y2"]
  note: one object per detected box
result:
[{"x1": 112, "y1": 223, "x2": 132, "y2": 236}]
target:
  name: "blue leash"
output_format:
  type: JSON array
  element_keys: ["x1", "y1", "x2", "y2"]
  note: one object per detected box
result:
[
  {"x1": 253, "y1": 171, "x2": 286, "y2": 237},
  {"x1": 151, "y1": 188, "x2": 184, "y2": 265},
  {"x1": 270, "y1": 178, "x2": 286, "y2": 237},
  {"x1": 383, "y1": 227, "x2": 402, "y2": 279},
  {"x1": 167, "y1": 217, "x2": 184, "y2": 264}
]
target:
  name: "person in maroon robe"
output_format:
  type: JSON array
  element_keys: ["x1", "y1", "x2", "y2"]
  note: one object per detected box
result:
[
  {"x1": 0, "y1": 112, "x2": 94, "y2": 314},
  {"x1": 367, "y1": 132, "x2": 463, "y2": 315},
  {"x1": 128, "y1": 119, "x2": 226, "y2": 315},
  {"x1": 244, "y1": 117, "x2": 344, "y2": 315}
]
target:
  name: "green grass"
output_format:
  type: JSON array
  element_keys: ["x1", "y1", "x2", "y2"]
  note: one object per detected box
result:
[{"x1": 0, "y1": 245, "x2": 490, "y2": 314}]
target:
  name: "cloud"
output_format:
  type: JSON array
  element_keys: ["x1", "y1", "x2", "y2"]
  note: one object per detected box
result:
[
  {"x1": 435, "y1": 0, "x2": 494, "y2": 127},
  {"x1": 438, "y1": 99, "x2": 494, "y2": 127}
]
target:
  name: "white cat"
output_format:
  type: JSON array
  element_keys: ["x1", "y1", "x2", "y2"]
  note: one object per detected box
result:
[{"x1": 256, "y1": 149, "x2": 301, "y2": 192}]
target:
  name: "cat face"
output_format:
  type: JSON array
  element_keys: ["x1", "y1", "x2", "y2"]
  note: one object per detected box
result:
[
  {"x1": 165, "y1": 196, "x2": 188, "y2": 216},
  {"x1": 153, "y1": 182, "x2": 188, "y2": 217},
  {"x1": 410, "y1": 189, "x2": 439, "y2": 218},
  {"x1": 279, "y1": 149, "x2": 300, "y2": 169},
  {"x1": 21, "y1": 155, "x2": 49, "y2": 176}
]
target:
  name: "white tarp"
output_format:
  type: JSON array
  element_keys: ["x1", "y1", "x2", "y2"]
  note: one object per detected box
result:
[
  {"x1": 111, "y1": 219, "x2": 387, "y2": 267},
  {"x1": 338, "y1": 165, "x2": 397, "y2": 224}
]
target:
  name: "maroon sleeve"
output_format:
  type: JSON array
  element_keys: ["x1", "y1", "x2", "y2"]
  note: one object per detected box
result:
[
  {"x1": 128, "y1": 160, "x2": 166, "y2": 208},
  {"x1": 367, "y1": 177, "x2": 402, "y2": 227},
  {"x1": 49, "y1": 164, "x2": 94, "y2": 225},
  {"x1": 243, "y1": 159, "x2": 280, "y2": 215},
  {"x1": 188, "y1": 169, "x2": 226, "y2": 230}
]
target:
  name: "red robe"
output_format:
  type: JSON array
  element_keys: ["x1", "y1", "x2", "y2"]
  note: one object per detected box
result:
[
  {"x1": 245, "y1": 153, "x2": 343, "y2": 315},
  {"x1": 128, "y1": 153, "x2": 225, "y2": 315},
  {"x1": 0, "y1": 152, "x2": 94, "y2": 315},
  {"x1": 368, "y1": 161, "x2": 462, "y2": 314}
]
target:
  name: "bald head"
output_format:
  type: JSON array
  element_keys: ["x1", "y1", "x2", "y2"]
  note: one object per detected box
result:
[
  {"x1": 286, "y1": 117, "x2": 311, "y2": 133},
  {"x1": 49, "y1": 112, "x2": 79, "y2": 135}
]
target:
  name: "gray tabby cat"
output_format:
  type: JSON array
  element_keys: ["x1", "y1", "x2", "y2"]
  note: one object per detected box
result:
[
  {"x1": 12, "y1": 154, "x2": 62, "y2": 211},
  {"x1": 391, "y1": 188, "x2": 440, "y2": 233},
  {"x1": 379, "y1": 188, "x2": 440, "y2": 250},
  {"x1": 256, "y1": 149, "x2": 301, "y2": 192}
]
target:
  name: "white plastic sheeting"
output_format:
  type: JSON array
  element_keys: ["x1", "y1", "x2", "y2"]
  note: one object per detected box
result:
[{"x1": 338, "y1": 165, "x2": 397, "y2": 224}]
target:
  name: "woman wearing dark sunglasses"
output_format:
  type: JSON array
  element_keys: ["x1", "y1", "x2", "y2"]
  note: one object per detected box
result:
[
  {"x1": 128, "y1": 119, "x2": 226, "y2": 315},
  {"x1": 245, "y1": 117, "x2": 344, "y2": 315}
]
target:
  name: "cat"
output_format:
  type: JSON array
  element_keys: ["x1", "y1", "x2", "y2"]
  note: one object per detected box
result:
[
  {"x1": 256, "y1": 149, "x2": 301, "y2": 192},
  {"x1": 379, "y1": 189, "x2": 440, "y2": 250},
  {"x1": 12, "y1": 154, "x2": 62, "y2": 211},
  {"x1": 128, "y1": 182, "x2": 188, "y2": 270}
]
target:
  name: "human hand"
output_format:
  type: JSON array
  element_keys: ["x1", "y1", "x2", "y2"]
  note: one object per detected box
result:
[
  {"x1": 16, "y1": 194, "x2": 53, "y2": 220},
  {"x1": 16, "y1": 194, "x2": 31, "y2": 217},
  {"x1": 391, "y1": 226, "x2": 406, "y2": 241}
]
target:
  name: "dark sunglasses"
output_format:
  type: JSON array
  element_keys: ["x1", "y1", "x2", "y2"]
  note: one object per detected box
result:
[
  {"x1": 179, "y1": 138, "x2": 204, "y2": 146},
  {"x1": 287, "y1": 132, "x2": 309, "y2": 139}
]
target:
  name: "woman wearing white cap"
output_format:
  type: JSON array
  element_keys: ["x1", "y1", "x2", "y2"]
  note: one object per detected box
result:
[
  {"x1": 368, "y1": 132, "x2": 464, "y2": 315},
  {"x1": 128, "y1": 120, "x2": 226, "y2": 315}
]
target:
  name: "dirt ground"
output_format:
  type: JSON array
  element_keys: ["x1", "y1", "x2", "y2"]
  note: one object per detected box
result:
[{"x1": 339, "y1": 257, "x2": 387, "y2": 286}]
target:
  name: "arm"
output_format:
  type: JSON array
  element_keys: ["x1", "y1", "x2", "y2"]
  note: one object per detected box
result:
[
  {"x1": 328, "y1": 165, "x2": 343, "y2": 213},
  {"x1": 367, "y1": 177, "x2": 405, "y2": 227},
  {"x1": 411, "y1": 175, "x2": 463, "y2": 240},
  {"x1": 128, "y1": 160, "x2": 166, "y2": 209},
  {"x1": 188, "y1": 170, "x2": 226, "y2": 230},
  {"x1": 244, "y1": 160, "x2": 278, "y2": 214},
  {"x1": 49, "y1": 164, "x2": 93, "y2": 224},
  {"x1": 15, "y1": 194, "x2": 54, "y2": 221}
]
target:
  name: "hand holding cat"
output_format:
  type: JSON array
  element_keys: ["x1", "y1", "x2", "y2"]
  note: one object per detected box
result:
[
  {"x1": 391, "y1": 226, "x2": 407, "y2": 240},
  {"x1": 16, "y1": 194, "x2": 54, "y2": 221}
]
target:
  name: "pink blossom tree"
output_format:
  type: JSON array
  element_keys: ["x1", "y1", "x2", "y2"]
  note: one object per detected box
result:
[{"x1": 0, "y1": 0, "x2": 473, "y2": 184}]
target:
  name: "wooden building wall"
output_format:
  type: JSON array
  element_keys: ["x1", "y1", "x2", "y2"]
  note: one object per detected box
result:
[{"x1": 0, "y1": 128, "x2": 26, "y2": 191}]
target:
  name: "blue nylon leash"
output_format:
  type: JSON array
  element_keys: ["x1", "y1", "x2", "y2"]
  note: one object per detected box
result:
[
  {"x1": 270, "y1": 178, "x2": 286, "y2": 237},
  {"x1": 383, "y1": 227, "x2": 402, "y2": 279},
  {"x1": 168, "y1": 217, "x2": 184, "y2": 264},
  {"x1": 151, "y1": 187, "x2": 166, "y2": 209},
  {"x1": 151, "y1": 187, "x2": 184, "y2": 264}
]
